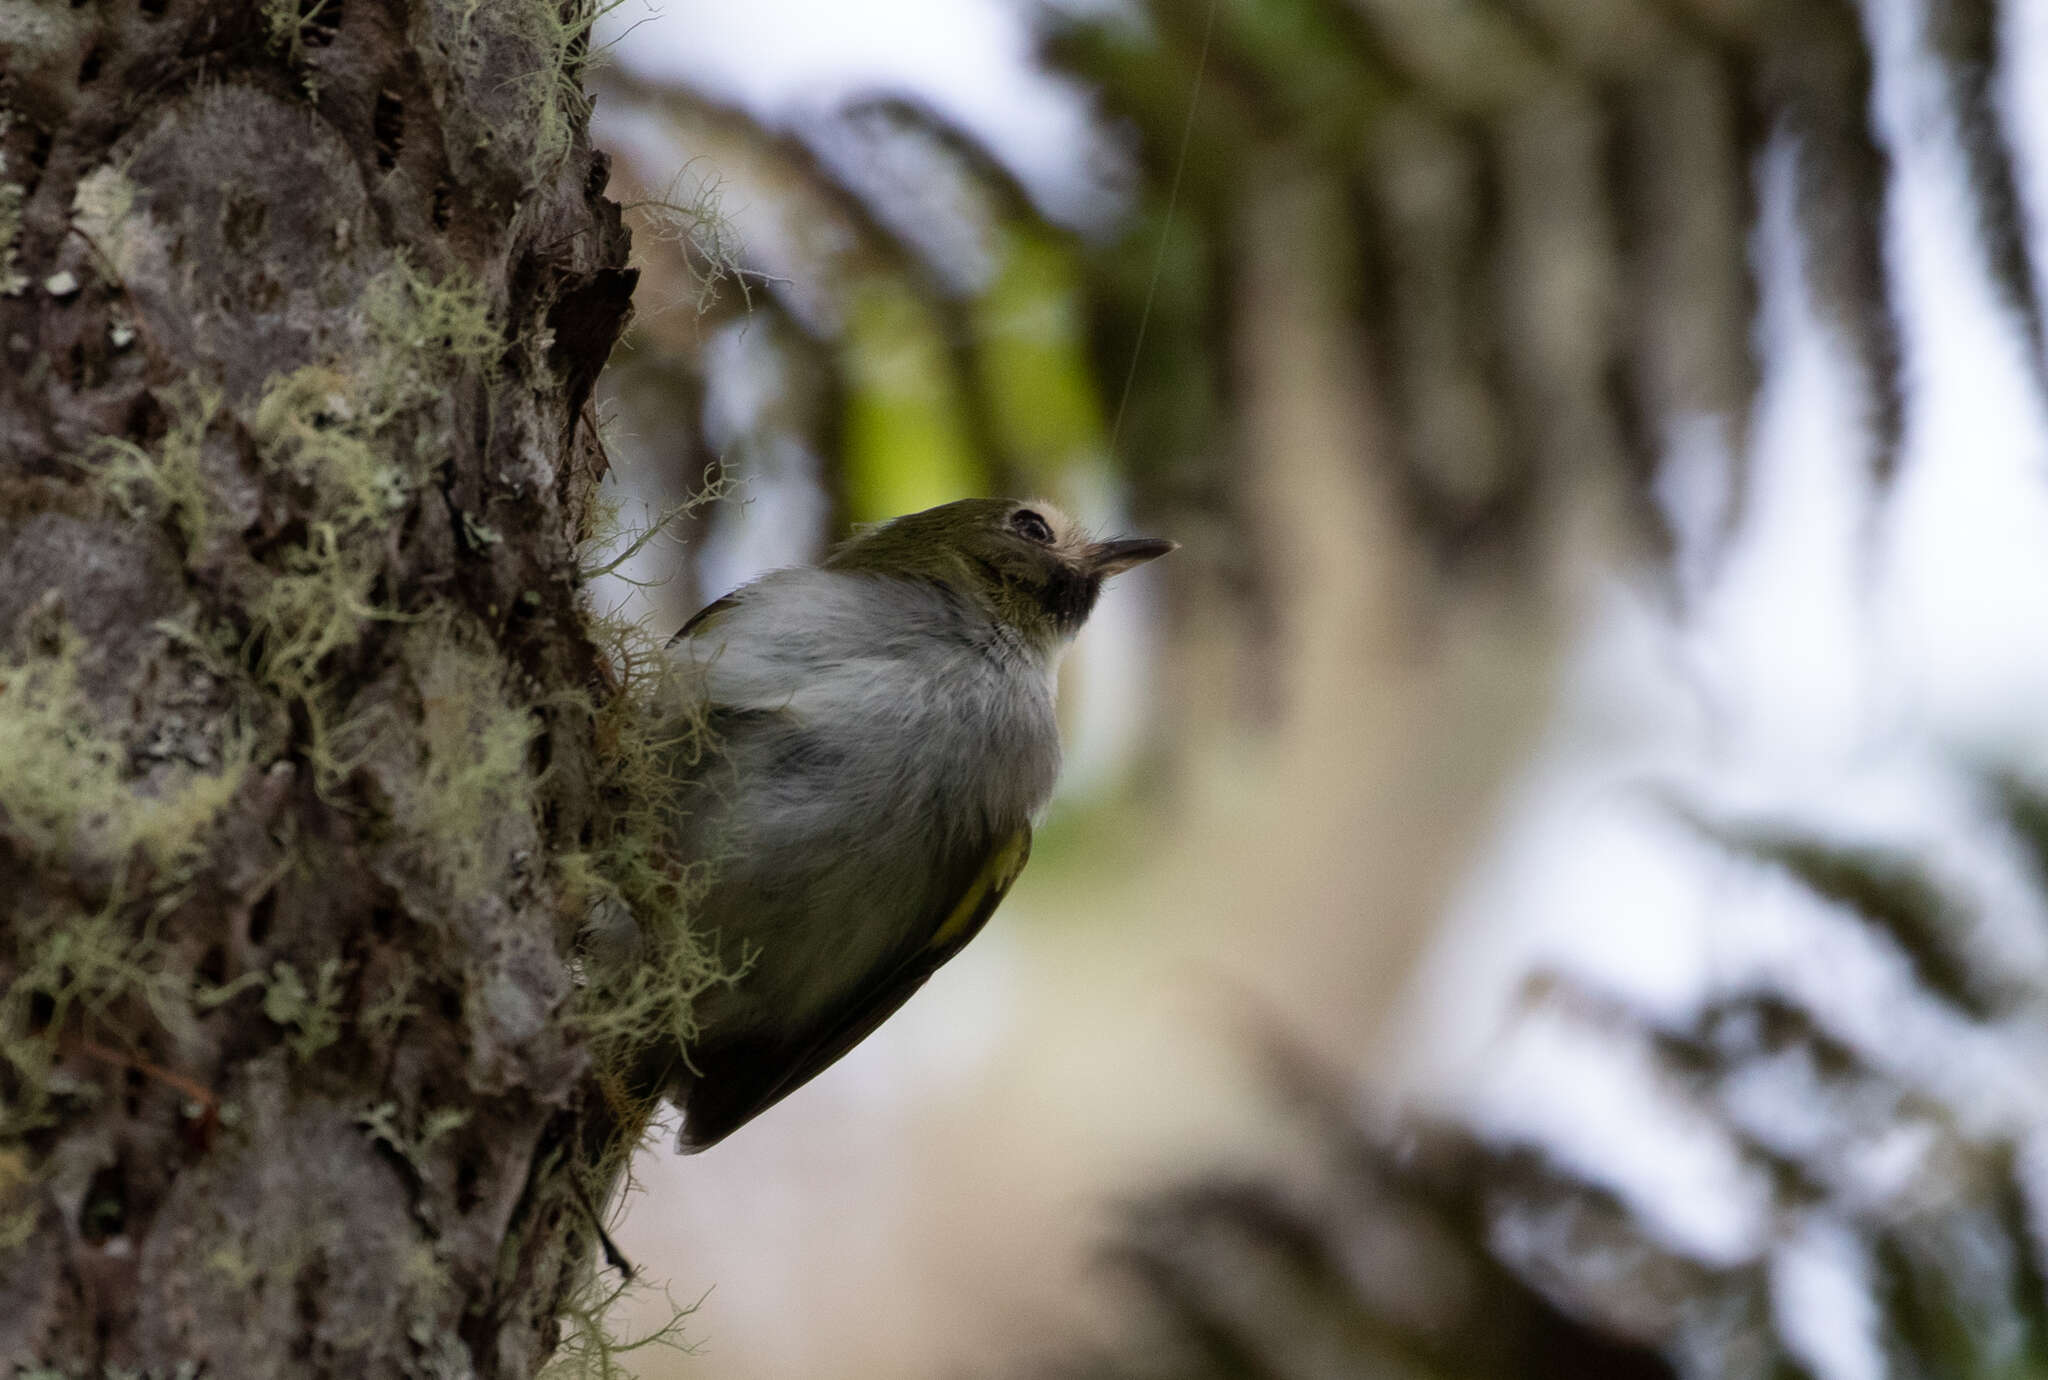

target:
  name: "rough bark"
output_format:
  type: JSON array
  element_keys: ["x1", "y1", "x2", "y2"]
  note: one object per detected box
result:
[{"x1": 0, "y1": 2, "x2": 646, "y2": 1374}]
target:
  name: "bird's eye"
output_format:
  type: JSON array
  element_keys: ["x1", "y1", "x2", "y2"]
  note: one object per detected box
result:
[{"x1": 1009, "y1": 508, "x2": 1054, "y2": 544}]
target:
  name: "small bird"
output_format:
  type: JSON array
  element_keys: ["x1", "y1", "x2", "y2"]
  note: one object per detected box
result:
[{"x1": 657, "y1": 497, "x2": 1174, "y2": 1151}]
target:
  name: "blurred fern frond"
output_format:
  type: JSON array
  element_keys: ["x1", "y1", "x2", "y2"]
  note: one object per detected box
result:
[{"x1": 1025, "y1": 782, "x2": 2048, "y2": 1378}]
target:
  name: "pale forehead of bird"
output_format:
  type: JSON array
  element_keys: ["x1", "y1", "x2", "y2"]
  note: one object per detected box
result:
[{"x1": 1017, "y1": 499, "x2": 1090, "y2": 553}]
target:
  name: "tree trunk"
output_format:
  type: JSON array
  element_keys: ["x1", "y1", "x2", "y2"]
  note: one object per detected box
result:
[{"x1": 0, "y1": 2, "x2": 648, "y2": 1374}]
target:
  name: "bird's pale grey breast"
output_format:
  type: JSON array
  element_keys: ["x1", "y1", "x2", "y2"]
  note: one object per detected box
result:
[{"x1": 672, "y1": 567, "x2": 1061, "y2": 1036}]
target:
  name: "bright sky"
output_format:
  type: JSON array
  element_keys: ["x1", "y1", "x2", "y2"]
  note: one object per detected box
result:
[{"x1": 596, "y1": 0, "x2": 1115, "y2": 224}]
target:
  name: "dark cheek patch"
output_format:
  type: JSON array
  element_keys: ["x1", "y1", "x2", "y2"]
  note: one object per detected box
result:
[{"x1": 1047, "y1": 569, "x2": 1101, "y2": 633}]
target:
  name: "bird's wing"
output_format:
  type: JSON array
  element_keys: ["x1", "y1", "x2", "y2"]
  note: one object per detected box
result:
[
  {"x1": 670, "y1": 591, "x2": 743, "y2": 645},
  {"x1": 677, "y1": 824, "x2": 1033, "y2": 1152}
]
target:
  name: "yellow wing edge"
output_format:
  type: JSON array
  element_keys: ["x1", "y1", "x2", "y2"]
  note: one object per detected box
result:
[{"x1": 930, "y1": 825, "x2": 1032, "y2": 951}]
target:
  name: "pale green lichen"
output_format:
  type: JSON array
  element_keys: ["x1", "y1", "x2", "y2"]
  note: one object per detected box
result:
[
  {"x1": 0, "y1": 1147, "x2": 38, "y2": 1250},
  {"x1": 538, "y1": 1255, "x2": 701, "y2": 1380},
  {"x1": 5, "y1": 14, "x2": 710, "y2": 1366},
  {"x1": 0, "y1": 900, "x2": 197, "y2": 1134},
  {"x1": 95, "y1": 247, "x2": 505, "y2": 791},
  {"x1": 440, "y1": 0, "x2": 616, "y2": 179},
  {"x1": 0, "y1": 111, "x2": 27, "y2": 298},
  {"x1": 0, "y1": 629, "x2": 249, "y2": 873},
  {"x1": 250, "y1": 364, "x2": 411, "y2": 518},
  {"x1": 70, "y1": 163, "x2": 141, "y2": 280},
  {"x1": 360, "y1": 959, "x2": 422, "y2": 1043},
  {"x1": 97, "y1": 378, "x2": 230, "y2": 557},
  {"x1": 70, "y1": 162, "x2": 136, "y2": 233},
  {"x1": 558, "y1": 514, "x2": 730, "y2": 1145},
  {"x1": 360, "y1": 253, "x2": 502, "y2": 402},
  {"x1": 92, "y1": 361, "x2": 395, "y2": 795},
  {"x1": 242, "y1": 526, "x2": 390, "y2": 767},
  {"x1": 624, "y1": 165, "x2": 754, "y2": 319},
  {"x1": 261, "y1": 957, "x2": 349, "y2": 1061},
  {"x1": 349, "y1": 623, "x2": 540, "y2": 903},
  {"x1": 358, "y1": 1100, "x2": 470, "y2": 1167},
  {"x1": 205, "y1": 1240, "x2": 264, "y2": 1289},
  {"x1": 261, "y1": 0, "x2": 339, "y2": 67},
  {"x1": 0, "y1": 615, "x2": 248, "y2": 1137},
  {"x1": 229, "y1": 255, "x2": 500, "y2": 782}
]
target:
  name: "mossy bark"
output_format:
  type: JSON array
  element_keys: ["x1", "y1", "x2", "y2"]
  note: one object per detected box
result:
[{"x1": 0, "y1": 2, "x2": 642, "y2": 1374}]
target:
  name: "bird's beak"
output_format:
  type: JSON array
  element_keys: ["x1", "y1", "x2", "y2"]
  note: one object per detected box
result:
[{"x1": 1084, "y1": 536, "x2": 1178, "y2": 578}]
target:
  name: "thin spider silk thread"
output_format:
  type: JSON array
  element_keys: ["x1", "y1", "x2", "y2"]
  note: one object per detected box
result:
[{"x1": 1106, "y1": 0, "x2": 1218, "y2": 462}]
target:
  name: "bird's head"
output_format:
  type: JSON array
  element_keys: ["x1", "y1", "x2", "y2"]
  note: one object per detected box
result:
[{"x1": 825, "y1": 498, "x2": 1176, "y2": 649}]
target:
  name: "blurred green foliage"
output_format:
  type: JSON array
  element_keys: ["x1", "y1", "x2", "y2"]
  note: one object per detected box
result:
[
  {"x1": 973, "y1": 225, "x2": 1107, "y2": 491},
  {"x1": 841, "y1": 278, "x2": 987, "y2": 522}
]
